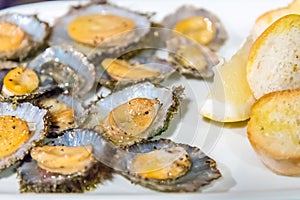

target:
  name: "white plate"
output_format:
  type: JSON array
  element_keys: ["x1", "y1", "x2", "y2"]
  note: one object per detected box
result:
[{"x1": 1, "y1": 0, "x2": 300, "y2": 199}]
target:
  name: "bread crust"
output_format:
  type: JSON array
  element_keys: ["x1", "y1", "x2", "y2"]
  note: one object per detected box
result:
[
  {"x1": 247, "y1": 89, "x2": 300, "y2": 176},
  {"x1": 251, "y1": 0, "x2": 300, "y2": 38},
  {"x1": 247, "y1": 14, "x2": 300, "y2": 99}
]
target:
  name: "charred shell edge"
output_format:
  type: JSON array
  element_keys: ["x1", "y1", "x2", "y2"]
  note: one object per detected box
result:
[
  {"x1": 115, "y1": 138, "x2": 222, "y2": 192},
  {"x1": 18, "y1": 160, "x2": 113, "y2": 193},
  {"x1": 27, "y1": 45, "x2": 96, "y2": 97},
  {"x1": 49, "y1": 0, "x2": 151, "y2": 59},
  {"x1": 0, "y1": 102, "x2": 49, "y2": 171},
  {"x1": 17, "y1": 128, "x2": 114, "y2": 193},
  {"x1": 0, "y1": 85, "x2": 64, "y2": 105},
  {"x1": 0, "y1": 13, "x2": 50, "y2": 61},
  {"x1": 36, "y1": 94, "x2": 87, "y2": 137}
]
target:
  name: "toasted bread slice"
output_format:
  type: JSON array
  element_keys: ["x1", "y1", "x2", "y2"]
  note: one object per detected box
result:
[
  {"x1": 247, "y1": 89, "x2": 300, "y2": 176},
  {"x1": 247, "y1": 14, "x2": 300, "y2": 99},
  {"x1": 251, "y1": 0, "x2": 300, "y2": 38}
]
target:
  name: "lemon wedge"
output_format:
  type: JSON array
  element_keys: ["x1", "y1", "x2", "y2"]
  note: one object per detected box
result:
[
  {"x1": 200, "y1": 37, "x2": 256, "y2": 122},
  {"x1": 251, "y1": 0, "x2": 300, "y2": 38}
]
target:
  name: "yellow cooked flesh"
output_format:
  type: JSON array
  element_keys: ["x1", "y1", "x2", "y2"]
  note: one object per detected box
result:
[
  {"x1": 105, "y1": 98, "x2": 159, "y2": 136},
  {"x1": 3, "y1": 67, "x2": 39, "y2": 96},
  {"x1": 101, "y1": 58, "x2": 160, "y2": 81},
  {"x1": 0, "y1": 116, "x2": 29, "y2": 158},
  {"x1": 39, "y1": 98, "x2": 75, "y2": 130},
  {"x1": 31, "y1": 145, "x2": 95, "y2": 175},
  {"x1": 0, "y1": 22, "x2": 25, "y2": 51},
  {"x1": 174, "y1": 16, "x2": 216, "y2": 45},
  {"x1": 130, "y1": 147, "x2": 191, "y2": 180},
  {"x1": 67, "y1": 14, "x2": 135, "y2": 46}
]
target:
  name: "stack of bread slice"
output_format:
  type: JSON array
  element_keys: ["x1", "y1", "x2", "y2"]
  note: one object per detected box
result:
[
  {"x1": 246, "y1": 14, "x2": 300, "y2": 176},
  {"x1": 200, "y1": 1, "x2": 300, "y2": 176},
  {"x1": 200, "y1": 0, "x2": 300, "y2": 123}
]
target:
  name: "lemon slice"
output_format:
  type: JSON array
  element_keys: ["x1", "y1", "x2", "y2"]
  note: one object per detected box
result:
[
  {"x1": 251, "y1": 0, "x2": 300, "y2": 38},
  {"x1": 247, "y1": 14, "x2": 300, "y2": 99},
  {"x1": 2, "y1": 67, "x2": 39, "y2": 96},
  {"x1": 200, "y1": 37, "x2": 256, "y2": 122}
]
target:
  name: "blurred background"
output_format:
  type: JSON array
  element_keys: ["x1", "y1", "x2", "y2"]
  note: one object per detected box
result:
[{"x1": 0, "y1": 0, "x2": 56, "y2": 9}]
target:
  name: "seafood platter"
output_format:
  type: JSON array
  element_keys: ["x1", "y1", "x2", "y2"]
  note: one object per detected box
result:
[{"x1": 0, "y1": 0, "x2": 300, "y2": 199}]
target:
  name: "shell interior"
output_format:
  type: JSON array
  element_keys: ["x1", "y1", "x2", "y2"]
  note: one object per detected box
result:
[
  {"x1": 17, "y1": 128, "x2": 114, "y2": 193},
  {"x1": 113, "y1": 139, "x2": 222, "y2": 192},
  {"x1": 0, "y1": 102, "x2": 47, "y2": 171},
  {"x1": 54, "y1": 129, "x2": 115, "y2": 164},
  {"x1": 0, "y1": 13, "x2": 49, "y2": 60},
  {"x1": 166, "y1": 36, "x2": 220, "y2": 78},
  {"x1": 49, "y1": 2, "x2": 151, "y2": 58},
  {"x1": 27, "y1": 45, "x2": 96, "y2": 97},
  {"x1": 98, "y1": 48, "x2": 176, "y2": 89},
  {"x1": 84, "y1": 82, "x2": 183, "y2": 147},
  {"x1": 55, "y1": 94, "x2": 86, "y2": 126},
  {"x1": 38, "y1": 94, "x2": 86, "y2": 136}
]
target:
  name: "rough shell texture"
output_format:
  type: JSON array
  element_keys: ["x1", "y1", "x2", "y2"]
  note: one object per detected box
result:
[
  {"x1": 113, "y1": 139, "x2": 222, "y2": 192},
  {"x1": 161, "y1": 5, "x2": 227, "y2": 51},
  {"x1": 49, "y1": 1, "x2": 151, "y2": 59},
  {"x1": 53, "y1": 94, "x2": 86, "y2": 126},
  {"x1": 0, "y1": 102, "x2": 48, "y2": 171},
  {"x1": 0, "y1": 13, "x2": 50, "y2": 61},
  {"x1": 0, "y1": 84, "x2": 64, "y2": 104},
  {"x1": 17, "y1": 129, "x2": 114, "y2": 193},
  {"x1": 38, "y1": 94, "x2": 86, "y2": 137},
  {"x1": 166, "y1": 36, "x2": 220, "y2": 78},
  {"x1": 27, "y1": 45, "x2": 96, "y2": 97},
  {"x1": 84, "y1": 82, "x2": 184, "y2": 147}
]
